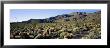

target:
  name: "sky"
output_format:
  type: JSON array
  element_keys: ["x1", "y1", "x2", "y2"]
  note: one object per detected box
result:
[{"x1": 10, "y1": 9, "x2": 100, "y2": 22}]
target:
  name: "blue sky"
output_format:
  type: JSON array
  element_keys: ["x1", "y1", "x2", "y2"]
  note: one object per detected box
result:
[{"x1": 10, "y1": 9, "x2": 100, "y2": 22}]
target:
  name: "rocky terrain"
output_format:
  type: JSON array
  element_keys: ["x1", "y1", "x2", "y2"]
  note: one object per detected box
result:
[{"x1": 10, "y1": 11, "x2": 101, "y2": 39}]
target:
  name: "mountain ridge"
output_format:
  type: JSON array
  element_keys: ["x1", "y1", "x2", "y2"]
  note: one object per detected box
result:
[{"x1": 11, "y1": 11, "x2": 101, "y2": 24}]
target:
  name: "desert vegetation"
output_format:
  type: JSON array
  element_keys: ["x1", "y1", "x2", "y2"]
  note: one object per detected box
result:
[{"x1": 10, "y1": 11, "x2": 101, "y2": 39}]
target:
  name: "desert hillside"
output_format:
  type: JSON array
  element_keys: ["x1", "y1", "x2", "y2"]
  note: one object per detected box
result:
[{"x1": 10, "y1": 11, "x2": 101, "y2": 39}]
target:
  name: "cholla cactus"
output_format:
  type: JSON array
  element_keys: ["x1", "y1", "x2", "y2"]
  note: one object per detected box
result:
[{"x1": 10, "y1": 11, "x2": 101, "y2": 39}]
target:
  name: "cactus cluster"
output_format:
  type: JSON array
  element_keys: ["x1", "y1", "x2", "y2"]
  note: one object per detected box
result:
[{"x1": 10, "y1": 11, "x2": 101, "y2": 39}]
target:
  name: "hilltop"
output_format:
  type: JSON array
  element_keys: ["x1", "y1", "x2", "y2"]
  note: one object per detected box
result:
[{"x1": 11, "y1": 11, "x2": 101, "y2": 24}]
